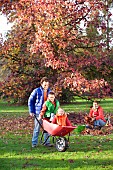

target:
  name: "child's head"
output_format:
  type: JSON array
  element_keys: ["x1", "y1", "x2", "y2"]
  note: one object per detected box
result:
[
  {"x1": 48, "y1": 91, "x2": 55, "y2": 102},
  {"x1": 57, "y1": 108, "x2": 65, "y2": 116}
]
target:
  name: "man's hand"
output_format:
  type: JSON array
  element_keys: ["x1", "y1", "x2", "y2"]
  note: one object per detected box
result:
[
  {"x1": 38, "y1": 115, "x2": 42, "y2": 120},
  {"x1": 29, "y1": 113, "x2": 34, "y2": 117}
]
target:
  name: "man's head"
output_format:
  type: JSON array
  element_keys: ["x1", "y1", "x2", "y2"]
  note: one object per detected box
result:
[
  {"x1": 40, "y1": 77, "x2": 49, "y2": 91},
  {"x1": 48, "y1": 91, "x2": 55, "y2": 102}
]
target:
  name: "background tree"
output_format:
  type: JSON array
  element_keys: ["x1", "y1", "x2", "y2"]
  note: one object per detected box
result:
[
  {"x1": 0, "y1": 0, "x2": 113, "y2": 104},
  {"x1": 0, "y1": 26, "x2": 59, "y2": 104}
]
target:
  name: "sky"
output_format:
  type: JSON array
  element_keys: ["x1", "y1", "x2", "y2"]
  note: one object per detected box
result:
[{"x1": 0, "y1": 14, "x2": 13, "y2": 39}]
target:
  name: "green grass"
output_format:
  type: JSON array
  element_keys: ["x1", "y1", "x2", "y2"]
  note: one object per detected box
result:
[
  {"x1": 0, "y1": 98, "x2": 113, "y2": 170},
  {"x1": 1, "y1": 132, "x2": 113, "y2": 170},
  {"x1": 0, "y1": 97, "x2": 113, "y2": 115},
  {"x1": 62, "y1": 97, "x2": 113, "y2": 113}
]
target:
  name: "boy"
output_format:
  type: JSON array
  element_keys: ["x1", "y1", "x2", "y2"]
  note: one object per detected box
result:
[
  {"x1": 39, "y1": 91, "x2": 60, "y2": 121},
  {"x1": 38, "y1": 91, "x2": 60, "y2": 146}
]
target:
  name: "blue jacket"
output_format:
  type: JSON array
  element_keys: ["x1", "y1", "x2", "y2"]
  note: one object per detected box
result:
[{"x1": 28, "y1": 86, "x2": 51, "y2": 115}]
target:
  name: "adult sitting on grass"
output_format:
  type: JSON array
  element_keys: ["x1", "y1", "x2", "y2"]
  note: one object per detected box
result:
[{"x1": 86, "y1": 100, "x2": 106, "y2": 130}]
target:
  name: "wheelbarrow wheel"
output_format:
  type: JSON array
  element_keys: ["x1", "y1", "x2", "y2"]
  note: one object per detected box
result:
[{"x1": 56, "y1": 137, "x2": 69, "y2": 152}]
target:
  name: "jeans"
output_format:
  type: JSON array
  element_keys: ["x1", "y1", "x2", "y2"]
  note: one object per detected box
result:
[
  {"x1": 86, "y1": 119, "x2": 106, "y2": 129},
  {"x1": 32, "y1": 115, "x2": 50, "y2": 145},
  {"x1": 94, "y1": 119, "x2": 106, "y2": 127}
]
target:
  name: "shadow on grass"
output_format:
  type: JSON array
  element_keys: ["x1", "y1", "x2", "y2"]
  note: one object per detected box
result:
[
  {"x1": 0, "y1": 157, "x2": 113, "y2": 170},
  {"x1": 1, "y1": 134, "x2": 113, "y2": 153},
  {"x1": 0, "y1": 137, "x2": 113, "y2": 169},
  {"x1": 1, "y1": 130, "x2": 113, "y2": 170},
  {"x1": 1, "y1": 135, "x2": 113, "y2": 152}
]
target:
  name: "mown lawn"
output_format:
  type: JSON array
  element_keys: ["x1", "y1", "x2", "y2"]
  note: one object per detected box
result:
[
  {"x1": 62, "y1": 97, "x2": 113, "y2": 113},
  {"x1": 0, "y1": 97, "x2": 113, "y2": 114},
  {"x1": 1, "y1": 132, "x2": 113, "y2": 170},
  {"x1": 0, "y1": 97, "x2": 113, "y2": 170}
]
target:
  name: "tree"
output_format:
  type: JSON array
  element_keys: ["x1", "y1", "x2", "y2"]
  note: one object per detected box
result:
[
  {"x1": 0, "y1": 0, "x2": 113, "y2": 103},
  {"x1": 0, "y1": 27, "x2": 58, "y2": 103}
]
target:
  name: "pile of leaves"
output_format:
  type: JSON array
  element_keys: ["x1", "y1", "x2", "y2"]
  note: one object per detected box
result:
[
  {"x1": 68, "y1": 112, "x2": 86, "y2": 125},
  {"x1": 81, "y1": 126, "x2": 113, "y2": 136},
  {"x1": 0, "y1": 115, "x2": 34, "y2": 136},
  {"x1": 0, "y1": 112, "x2": 113, "y2": 136},
  {"x1": 68, "y1": 112, "x2": 113, "y2": 135}
]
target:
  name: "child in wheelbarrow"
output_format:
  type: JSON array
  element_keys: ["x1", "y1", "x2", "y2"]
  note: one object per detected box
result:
[
  {"x1": 52, "y1": 108, "x2": 72, "y2": 126},
  {"x1": 38, "y1": 91, "x2": 60, "y2": 146}
]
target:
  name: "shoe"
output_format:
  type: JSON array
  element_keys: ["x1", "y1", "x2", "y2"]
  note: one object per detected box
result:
[
  {"x1": 32, "y1": 144, "x2": 37, "y2": 148},
  {"x1": 86, "y1": 125, "x2": 93, "y2": 129},
  {"x1": 94, "y1": 126, "x2": 101, "y2": 130},
  {"x1": 44, "y1": 143, "x2": 54, "y2": 147}
]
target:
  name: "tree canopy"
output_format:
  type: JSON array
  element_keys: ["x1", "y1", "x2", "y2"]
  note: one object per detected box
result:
[{"x1": 0, "y1": 0, "x2": 113, "y2": 103}]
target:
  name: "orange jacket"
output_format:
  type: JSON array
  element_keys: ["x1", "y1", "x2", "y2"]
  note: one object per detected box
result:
[
  {"x1": 52, "y1": 114, "x2": 72, "y2": 126},
  {"x1": 89, "y1": 106, "x2": 106, "y2": 122}
]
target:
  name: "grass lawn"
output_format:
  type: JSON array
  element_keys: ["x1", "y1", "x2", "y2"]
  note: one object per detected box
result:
[
  {"x1": 0, "y1": 97, "x2": 113, "y2": 114},
  {"x1": 1, "y1": 132, "x2": 113, "y2": 170},
  {"x1": 0, "y1": 97, "x2": 113, "y2": 170},
  {"x1": 62, "y1": 97, "x2": 113, "y2": 113}
]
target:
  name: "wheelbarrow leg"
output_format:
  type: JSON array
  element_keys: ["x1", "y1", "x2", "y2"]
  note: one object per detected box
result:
[
  {"x1": 40, "y1": 130, "x2": 47, "y2": 144},
  {"x1": 43, "y1": 133, "x2": 51, "y2": 145},
  {"x1": 40, "y1": 130, "x2": 51, "y2": 145},
  {"x1": 52, "y1": 136, "x2": 55, "y2": 143}
]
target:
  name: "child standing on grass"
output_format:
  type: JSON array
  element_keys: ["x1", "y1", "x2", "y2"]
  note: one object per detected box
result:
[{"x1": 38, "y1": 91, "x2": 60, "y2": 146}]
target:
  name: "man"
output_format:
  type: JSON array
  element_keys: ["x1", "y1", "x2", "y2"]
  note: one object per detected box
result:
[{"x1": 28, "y1": 77, "x2": 52, "y2": 147}]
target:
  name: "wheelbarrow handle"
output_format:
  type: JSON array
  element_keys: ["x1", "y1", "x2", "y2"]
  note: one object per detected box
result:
[{"x1": 34, "y1": 114, "x2": 43, "y2": 129}]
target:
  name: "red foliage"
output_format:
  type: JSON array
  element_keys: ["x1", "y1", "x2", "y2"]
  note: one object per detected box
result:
[{"x1": 0, "y1": 0, "x2": 113, "y2": 103}]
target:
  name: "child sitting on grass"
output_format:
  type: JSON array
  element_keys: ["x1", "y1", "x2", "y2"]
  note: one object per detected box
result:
[{"x1": 52, "y1": 108, "x2": 72, "y2": 126}]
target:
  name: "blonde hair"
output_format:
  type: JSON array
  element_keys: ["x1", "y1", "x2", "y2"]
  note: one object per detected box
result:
[{"x1": 57, "y1": 108, "x2": 65, "y2": 115}]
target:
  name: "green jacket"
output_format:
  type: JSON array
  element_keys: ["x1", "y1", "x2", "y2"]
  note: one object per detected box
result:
[{"x1": 44, "y1": 99, "x2": 60, "y2": 118}]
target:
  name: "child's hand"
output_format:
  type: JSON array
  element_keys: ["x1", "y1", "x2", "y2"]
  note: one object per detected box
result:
[{"x1": 92, "y1": 117, "x2": 96, "y2": 121}]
